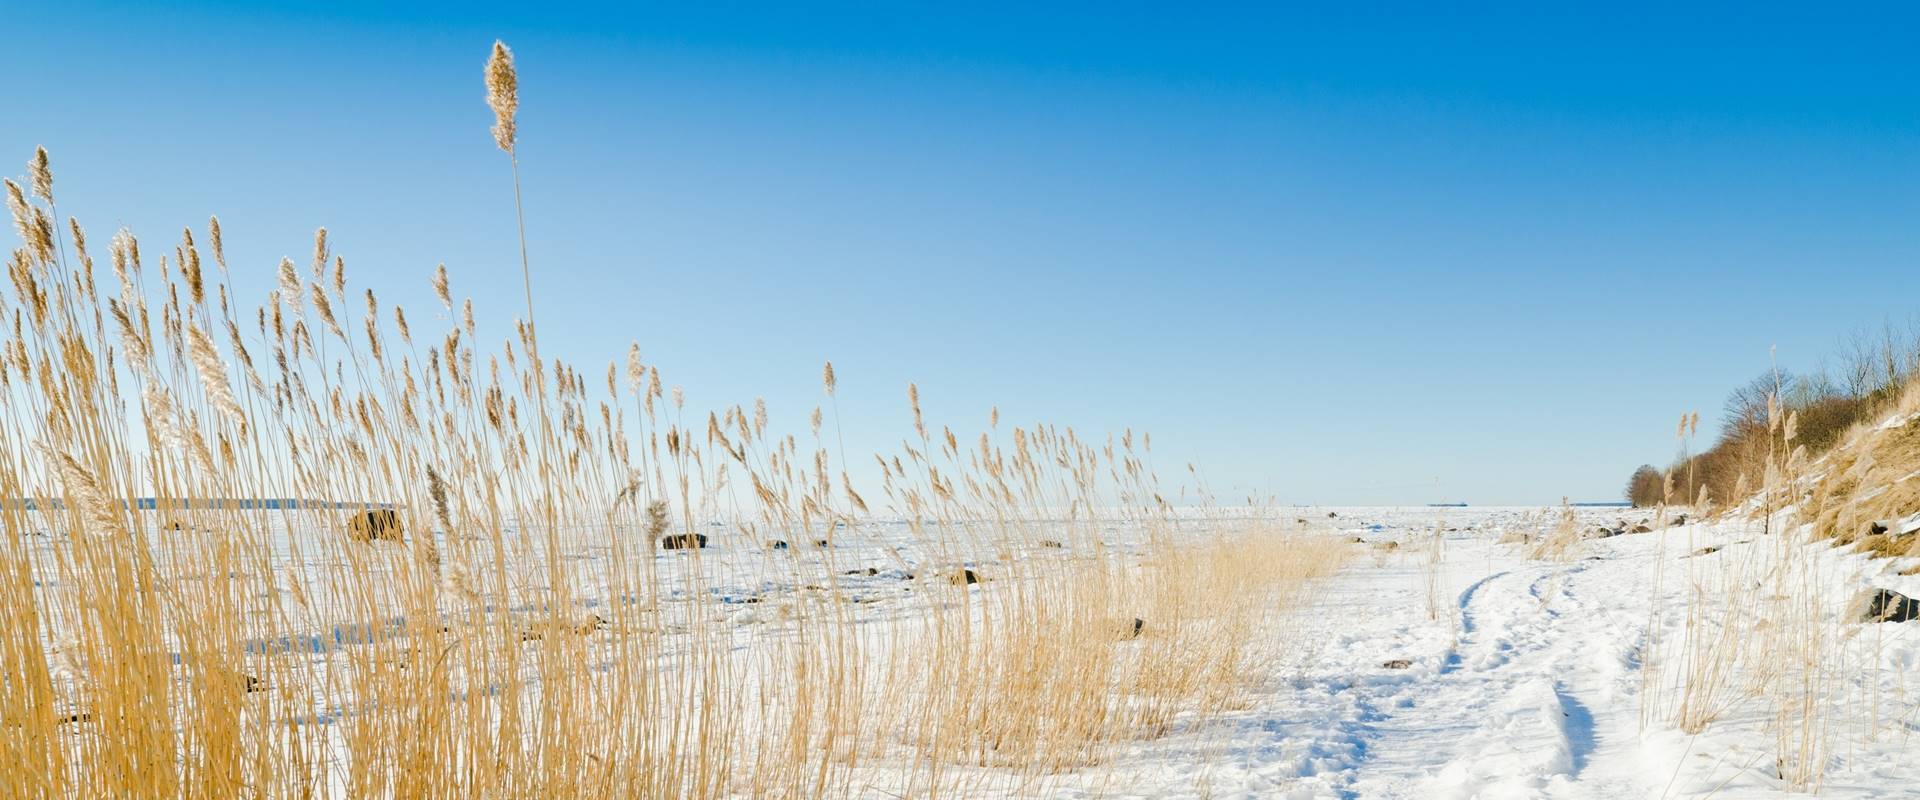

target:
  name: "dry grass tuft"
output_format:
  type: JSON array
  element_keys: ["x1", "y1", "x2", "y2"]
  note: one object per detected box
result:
[{"x1": 0, "y1": 42, "x2": 1350, "y2": 799}]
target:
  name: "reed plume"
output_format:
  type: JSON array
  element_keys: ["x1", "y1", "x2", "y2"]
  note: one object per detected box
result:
[
  {"x1": 30, "y1": 146, "x2": 54, "y2": 204},
  {"x1": 485, "y1": 41, "x2": 518, "y2": 153}
]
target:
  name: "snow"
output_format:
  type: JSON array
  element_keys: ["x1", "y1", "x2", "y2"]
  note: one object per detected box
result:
[
  {"x1": 26, "y1": 505, "x2": 1920, "y2": 797},
  {"x1": 1042, "y1": 506, "x2": 1920, "y2": 799}
]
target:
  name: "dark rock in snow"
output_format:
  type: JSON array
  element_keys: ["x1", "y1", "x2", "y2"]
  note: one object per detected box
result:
[
  {"x1": 768, "y1": 540, "x2": 789, "y2": 550},
  {"x1": 813, "y1": 539, "x2": 831, "y2": 548},
  {"x1": 1381, "y1": 659, "x2": 1412, "y2": 670},
  {"x1": 659, "y1": 532, "x2": 708, "y2": 550},
  {"x1": 1868, "y1": 516, "x2": 1920, "y2": 538},
  {"x1": 1328, "y1": 512, "x2": 1339, "y2": 518},
  {"x1": 347, "y1": 509, "x2": 403, "y2": 542},
  {"x1": 948, "y1": 569, "x2": 979, "y2": 586},
  {"x1": 521, "y1": 614, "x2": 608, "y2": 642},
  {"x1": 1040, "y1": 540, "x2": 1065, "y2": 549},
  {"x1": 1851, "y1": 588, "x2": 1920, "y2": 623}
]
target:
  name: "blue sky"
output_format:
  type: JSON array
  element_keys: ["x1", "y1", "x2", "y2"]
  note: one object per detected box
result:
[{"x1": 7, "y1": 2, "x2": 1918, "y2": 504}]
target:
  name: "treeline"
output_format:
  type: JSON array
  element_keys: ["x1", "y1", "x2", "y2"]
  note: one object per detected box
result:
[{"x1": 1626, "y1": 320, "x2": 1920, "y2": 508}]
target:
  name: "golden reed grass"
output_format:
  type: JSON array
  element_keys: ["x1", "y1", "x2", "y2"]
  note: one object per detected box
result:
[
  {"x1": 0, "y1": 42, "x2": 1349, "y2": 798},
  {"x1": 1639, "y1": 371, "x2": 1920, "y2": 791}
]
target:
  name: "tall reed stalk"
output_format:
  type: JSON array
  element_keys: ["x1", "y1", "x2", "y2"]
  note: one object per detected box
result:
[{"x1": 0, "y1": 42, "x2": 1349, "y2": 799}]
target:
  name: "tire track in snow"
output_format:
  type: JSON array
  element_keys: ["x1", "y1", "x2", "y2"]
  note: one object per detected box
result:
[
  {"x1": 1139, "y1": 533, "x2": 1659, "y2": 800},
  {"x1": 1342, "y1": 561, "x2": 1612, "y2": 798}
]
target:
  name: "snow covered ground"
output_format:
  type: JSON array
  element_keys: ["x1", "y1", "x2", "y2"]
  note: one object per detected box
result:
[
  {"x1": 25, "y1": 505, "x2": 1920, "y2": 797},
  {"x1": 1049, "y1": 506, "x2": 1920, "y2": 799}
]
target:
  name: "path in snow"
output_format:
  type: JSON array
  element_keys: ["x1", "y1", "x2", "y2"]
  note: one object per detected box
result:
[{"x1": 1063, "y1": 506, "x2": 1920, "y2": 800}]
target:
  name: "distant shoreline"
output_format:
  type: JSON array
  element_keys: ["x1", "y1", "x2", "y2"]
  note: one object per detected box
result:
[{"x1": 3, "y1": 498, "x2": 393, "y2": 511}]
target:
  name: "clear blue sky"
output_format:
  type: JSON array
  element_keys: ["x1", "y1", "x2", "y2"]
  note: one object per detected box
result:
[{"x1": 7, "y1": 2, "x2": 1918, "y2": 504}]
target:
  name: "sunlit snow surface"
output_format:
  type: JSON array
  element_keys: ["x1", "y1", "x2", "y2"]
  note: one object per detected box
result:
[
  {"x1": 1045, "y1": 506, "x2": 1920, "y2": 799},
  {"x1": 21, "y1": 505, "x2": 1920, "y2": 797}
]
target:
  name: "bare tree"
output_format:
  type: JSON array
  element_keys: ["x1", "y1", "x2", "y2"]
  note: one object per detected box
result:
[
  {"x1": 1841, "y1": 331, "x2": 1877, "y2": 399},
  {"x1": 1722, "y1": 370, "x2": 1789, "y2": 438},
  {"x1": 1625, "y1": 465, "x2": 1664, "y2": 507}
]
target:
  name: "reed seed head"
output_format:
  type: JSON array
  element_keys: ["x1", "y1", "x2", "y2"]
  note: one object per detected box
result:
[
  {"x1": 29, "y1": 147, "x2": 53, "y2": 205},
  {"x1": 276, "y1": 258, "x2": 299, "y2": 306},
  {"x1": 208, "y1": 216, "x2": 224, "y2": 270},
  {"x1": 310, "y1": 228, "x2": 328, "y2": 279},
  {"x1": 485, "y1": 41, "x2": 519, "y2": 153}
]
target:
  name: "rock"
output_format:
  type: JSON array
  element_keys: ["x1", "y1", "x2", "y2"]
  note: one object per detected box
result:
[
  {"x1": 1349, "y1": 536, "x2": 1367, "y2": 544},
  {"x1": 1295, "y1": 517, "x2": 1308, "y2": 524},
  {"x1": 1381, "y1": 659, "x2": 1412, "y2": 670},
  {"x1": 208, "y1": 669, "x2": 263, "y2": 693},
  {"x1": 813, "y1": 539, "x2": 830, "y2": 548},
  {"x1": 1328, "y1": 512, "x2": 1339, "y2": 518},
  {"x1": 522, "y1": 614, "x2": 608, "y2": 642},
  {"x1": 1851, "y1": 588, "x2": 1920, "y2": 623},
  {"x1": 1869, "y1": 515, "x2": 1920, "y2": 538},
  {"x1": 347, "y1": 509, "x2": 403, "y2": 542},
  {"x1": 658, "y1": 532, "x2": 708, "y2": 550},
  {"x1": 1119, "y1": 618, "x2": 1144, "y2": 640},
  {"x1": 768, "y1": 540, "x2": 789, "y2": 550},
  {"x1": 948, "y1": 569, "x2": 980, "y2": 586},
  {"x1": 1040, "y1": 540, "x2": 1065, "y2": 548}
]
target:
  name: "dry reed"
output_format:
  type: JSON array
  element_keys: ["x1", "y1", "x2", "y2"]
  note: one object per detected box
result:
[{"x1": 0, "y1": 43, "x2": 1350, "y2": 799}]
